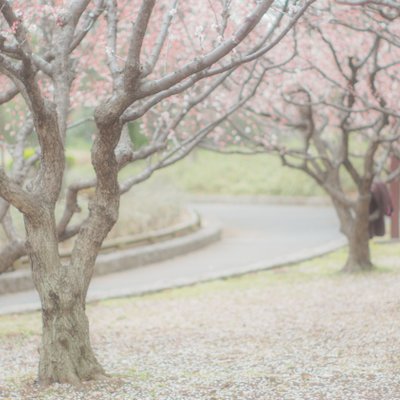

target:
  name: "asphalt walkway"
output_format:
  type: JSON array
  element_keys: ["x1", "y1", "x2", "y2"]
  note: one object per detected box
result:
[{"x1": 0, "y1": 203, "x2": 345, "y2": 314}]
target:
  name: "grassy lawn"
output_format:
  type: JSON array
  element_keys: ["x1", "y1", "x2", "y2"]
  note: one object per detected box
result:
[
  {"x1": 1, "y1": 240, "x2": 399, "y2": 399},
  {"x1": 66, "y1": 148, "x2": 328, "y2": 197},
  {"x1": 158, "y1": 150, "x2": 327, "y2": 196}
]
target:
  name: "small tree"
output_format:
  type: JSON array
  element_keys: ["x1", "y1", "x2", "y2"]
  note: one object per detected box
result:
[
  {"x1": 0, "y1": 0, "x2": 312, "y2": 385},
  {"x1": 203, "y1": 0, "x2": 400, "y2": 272}
]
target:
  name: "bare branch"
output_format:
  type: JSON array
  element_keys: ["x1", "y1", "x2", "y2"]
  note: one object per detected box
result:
[
  {"x1": 124, "y1": 0, "x2": 156, "y2": 91},
  {"x1": 142, "y1": 0, "x2": 179, "y2": 78},
  {"x1": 0, "y1": 83, "x2": 18, "y2": 104},
  {"x1": 69, "y1": 0, "x2": 106, "y2": 53},
  {"x1": 137, "y1": 0, "x2": 276, "y2": 99},
  {"x1": 105, "y1": 0, "x2": 121, "y2": 85},
  {"x1": 0, "y1": 239, "x2": 26, "y2": 273},
  {"x1": 0, "y1": 169, "x2": 38, "y2": 217}
]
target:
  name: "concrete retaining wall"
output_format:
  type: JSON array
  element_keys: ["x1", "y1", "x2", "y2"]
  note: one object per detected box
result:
[{"x1": 0, "y1": 215, "x2": 221, "y2": 295}]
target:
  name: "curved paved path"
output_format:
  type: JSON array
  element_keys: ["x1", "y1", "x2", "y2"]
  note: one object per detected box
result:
[
  {"x1": 193, "y1": 202, "x2": 342, "y2": 264},
  {"x1": 0, "y1": 203, "x2": 345, "y2": 314}
]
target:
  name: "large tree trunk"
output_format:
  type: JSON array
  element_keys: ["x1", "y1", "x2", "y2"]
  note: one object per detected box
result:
[
  {"x1": 344, "y1": 199, "x2": 373, "y2": 273},
  {"x1": 39, "y1": 290, "x2": 105, "y2": 385},
  {"x1": 333, "y1": 196, "x2": 373, "y2": 273},
  {"x1": 343, "y1": 225, "x2": 373, "y2": 273},
  {"x1": 26, "y1": 210, "x2": 105, "y2": 385}
]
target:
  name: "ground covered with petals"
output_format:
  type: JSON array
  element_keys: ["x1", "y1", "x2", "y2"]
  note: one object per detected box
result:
[{"x1": 1, "y1": 243, "x2": 399, "y2": 400}]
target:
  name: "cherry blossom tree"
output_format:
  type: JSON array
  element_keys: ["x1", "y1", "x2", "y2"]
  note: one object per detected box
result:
[
  {"x1": 0, "y1": 0, "x2": 314, "y2": 385},
  {"x1": 204, "y1": 1, "x2": 400, "y2": 272}
]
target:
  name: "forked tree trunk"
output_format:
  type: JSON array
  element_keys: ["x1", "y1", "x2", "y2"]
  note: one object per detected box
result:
[{"x1": 30, "y1": 107, "x2": 121, "y2": 385}]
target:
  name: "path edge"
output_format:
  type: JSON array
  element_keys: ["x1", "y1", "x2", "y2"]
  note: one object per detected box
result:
[{"x1": 0, "y1": 214, "x2": 221, "y2": 296}]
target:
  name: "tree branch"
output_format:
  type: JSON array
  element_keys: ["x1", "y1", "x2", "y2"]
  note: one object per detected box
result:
[
  {"x1": 137, "y1": 0, "x2": 275, "y2": 99},
  {"x1": 124, "y1": 0, "x2": 156, "y2": 91},
  {"x1": 0, "y1": 169, "x2": 38, "y2": 217}
]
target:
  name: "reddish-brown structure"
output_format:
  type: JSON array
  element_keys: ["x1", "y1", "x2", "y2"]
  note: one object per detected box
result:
[{"x1": 390, "y1": 157, "x2": 399, "y2": 239}]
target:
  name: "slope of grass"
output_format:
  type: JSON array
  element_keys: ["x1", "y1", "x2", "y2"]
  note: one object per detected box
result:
[
  {"x1": 65, "y1": 148, "x2": 328, "y2": 199},
  {"x1": 159, "y1": 150, "x2": 326, "y2": 196}
]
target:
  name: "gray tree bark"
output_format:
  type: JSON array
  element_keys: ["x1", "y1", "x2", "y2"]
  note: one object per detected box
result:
[
  {"x1": 332, "y1": 196, "x2": 373, "y2": 273},
  {"x1": 26, "y1": 208, "x2": 108, "y2": 384}
]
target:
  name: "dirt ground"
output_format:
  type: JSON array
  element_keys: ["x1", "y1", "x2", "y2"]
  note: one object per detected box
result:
[{"x1": 1, "y1": 246, "x2": 400, "y2": 400}]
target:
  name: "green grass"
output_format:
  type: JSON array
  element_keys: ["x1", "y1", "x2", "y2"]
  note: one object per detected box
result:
[
  {"x1": 157, "y1": 150, "x2": 327, "y2": 196},
  {"x1": 65, "y1": 147, "x2": 319, "y2": 197},
  {"x1": 65, "y1": 146, "x2": 352, "y2": 198},
  {"x1": 0, "y1": 312, "x2": 41, "y2": 338}
]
